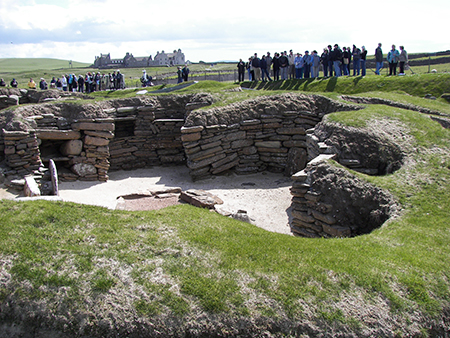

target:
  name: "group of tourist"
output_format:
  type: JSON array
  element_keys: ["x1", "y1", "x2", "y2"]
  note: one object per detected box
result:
[
  {"x1": 1, "y1": 44, "x2": 409, "y2": 90},
  {"x1": 177, "y1": 65, "x2": 190, "y2": 83},
  {"x1": 0, "y1": 71, "x2": 126, "y2": 92},
  {"x1": 238, "y1": 43, "x2": 408, "y2": 81}
]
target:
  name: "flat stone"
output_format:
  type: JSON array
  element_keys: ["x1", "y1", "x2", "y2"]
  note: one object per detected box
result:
[
  {"x1": 149, "y1": 187, "x2": 182, "y2": 195},
  {"x1": 311, "y1": 209, "x2": 336, "y2": 225},
  {"x1": 187, "y1": 153, "x2": 226, "y2": 170},
  {"x1": 291, "y1": 209, "x2": 315, "y2": 223},
  {"x1": 180, "y1": 189, "x2": 223, "y2": 209},
  {"x1": 181, "y1": 125, "x2": 204, "y2": 134},
  {"x1": 276, "y1": 127, "x2": 306, "y2": 135},
  {"x1": 181, "y1": 132, "x2": 201, "y2": 142},
  {"x1": 72, "y1": 122, "x2": 115, "y2": 132},
  {"x1": 254, "y1": 141, "x2": 281, "y2": 148},
  {"x1": 322, "y1": 224, "x2": 351, "y2": 237},
  {"x1": 84, "y1": 135, "x2": 109, "y2": 146}
]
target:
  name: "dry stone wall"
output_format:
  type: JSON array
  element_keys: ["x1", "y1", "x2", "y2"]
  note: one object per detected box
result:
[
  {"x1": 3, "y1": 130, "x2": 41, "y2": 177},
  {"x1": 108, "y1": 106, "x2": 186, "y2": 171},
  {"x1": 290, "y1": 159, "x2": 399, "y2": 238},
  {"x1": 182, "y1": 94, "x2": 362, "y2": 180},
  {"x1": 0, "y1": 94, "x2": 213, "y2": 184}
]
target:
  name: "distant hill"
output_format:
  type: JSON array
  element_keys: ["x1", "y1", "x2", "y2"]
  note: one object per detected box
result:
[{"x1": 0, "y1": 58, "x2": 91, "y2": 73}]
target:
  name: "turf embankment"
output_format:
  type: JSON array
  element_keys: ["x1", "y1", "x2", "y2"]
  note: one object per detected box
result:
[
  {"x1": 0, "y1": 76, "x2": 450, "y2": 336},
  {"x1": 241, "y1": 72, "x2": 450, "y2": 99}
]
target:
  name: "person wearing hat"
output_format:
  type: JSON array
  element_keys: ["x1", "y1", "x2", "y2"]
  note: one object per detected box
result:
[
  {"x1": 39, "y1": 78, "x2": 48, "y2": 90},
  {"x1": 0, "y1": 78, "x2": 6, "y2": 87}
]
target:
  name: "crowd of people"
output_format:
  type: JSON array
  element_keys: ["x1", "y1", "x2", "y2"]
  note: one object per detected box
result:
[
  {"x1": 0, "y1": 44, "x2": 409, "y2": 90},
  {"x1": 238, "y1": 43, "x2": 408, "y2": 81},
  {"x1": 0, "y1": 70, "x2": 126, "y2": 92}
]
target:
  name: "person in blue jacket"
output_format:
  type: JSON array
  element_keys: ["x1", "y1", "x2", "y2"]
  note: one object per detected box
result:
[
  {"x1": 302, "y1": 51, "x2": 312, "y2": 78},
  {"x1": 387, "y1": 45, "x2": 400, "y2": 76}
]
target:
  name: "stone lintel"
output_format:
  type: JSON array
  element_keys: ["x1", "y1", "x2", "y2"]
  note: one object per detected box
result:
[{"x1": 36, "y1": 129, "x2": 81, "y2": 140}]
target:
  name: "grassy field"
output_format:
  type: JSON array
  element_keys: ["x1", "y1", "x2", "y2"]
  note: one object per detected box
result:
[
  {"x1": 1, "y1": 55, "x2": 449, "y2": 90},
  {"x1": 0, "y1": 61, "x2": 450, "y2": 336}
]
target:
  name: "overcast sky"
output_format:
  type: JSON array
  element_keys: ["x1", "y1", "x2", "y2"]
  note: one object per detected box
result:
[{"x1": 1, "y1": 0, "x2": 449, "y2": 64}]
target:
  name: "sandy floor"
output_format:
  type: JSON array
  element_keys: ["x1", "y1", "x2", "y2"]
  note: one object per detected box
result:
[{"x1": 2, "y1": 166, "x2": 294, "y2": 235}]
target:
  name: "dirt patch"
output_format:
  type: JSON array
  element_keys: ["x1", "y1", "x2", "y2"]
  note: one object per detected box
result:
[
  {"x1": 53, "y1": 166, "x2": 294, "y2": 235},
  {"x1": 116, "y1": 195, "x2": 183, "y2": 211}
]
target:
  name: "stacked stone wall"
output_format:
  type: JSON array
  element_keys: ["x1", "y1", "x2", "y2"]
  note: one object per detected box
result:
[
  {"x1": 108, "y1": 105, "x2": 186, "y2": 171},
  {"x1": 181, "y1": 112, "x2": 321, "y2": 180},
  {"x1": 290, "y1": 160, "x2": 399, "y2": 238},
  {"x1": 181, "y1": 94, "x2": 361, "y2": 180},
  {"x1": 3, "y1": 130, "x2": 41, "y2": 177}
]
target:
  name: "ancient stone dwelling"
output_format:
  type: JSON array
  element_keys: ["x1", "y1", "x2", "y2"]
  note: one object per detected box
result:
[{"x1": 0, "y1": 88, "x2": 401, "y2": 238}]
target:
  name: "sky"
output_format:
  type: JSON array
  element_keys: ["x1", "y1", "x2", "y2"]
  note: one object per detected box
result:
[{"x1": 0, "y1": 0, "x2": 449, "y2": 64}]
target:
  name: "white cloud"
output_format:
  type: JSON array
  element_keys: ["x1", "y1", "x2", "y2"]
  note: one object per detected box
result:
[{"x1": 0, "y1": 0, "x2": 449, "y2": 63}]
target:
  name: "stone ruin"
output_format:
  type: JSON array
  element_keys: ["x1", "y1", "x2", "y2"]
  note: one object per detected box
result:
[{"x1": 0, "y1": 89, "x2": 404, "y2": 237}]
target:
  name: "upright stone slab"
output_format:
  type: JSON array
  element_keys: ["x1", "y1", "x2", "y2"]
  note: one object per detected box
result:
[{"x1": 49, "y1": 159, "x2": 59, "y2": 196}]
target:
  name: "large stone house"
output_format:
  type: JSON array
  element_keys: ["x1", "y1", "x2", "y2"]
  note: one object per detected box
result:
[{"x1": 93, "y1": 49, "x2": 186, "y2": 68}]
